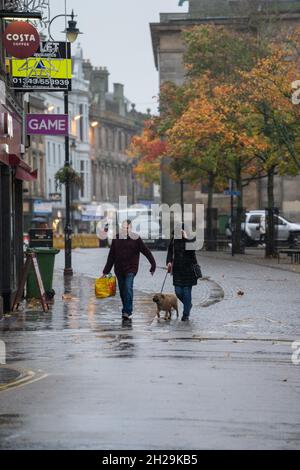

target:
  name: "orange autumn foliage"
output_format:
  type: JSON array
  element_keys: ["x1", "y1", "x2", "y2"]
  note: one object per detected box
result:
[{"x1": 127, "y1": 119, "x2": 167, "y2": 185}]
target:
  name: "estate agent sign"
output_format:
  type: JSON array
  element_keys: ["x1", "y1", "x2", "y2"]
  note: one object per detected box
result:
[{"x1": 8, "y1": 41, "x2": 72, "y2": 91}]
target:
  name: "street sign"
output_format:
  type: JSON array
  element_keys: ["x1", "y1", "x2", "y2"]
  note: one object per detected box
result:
[
  {"x1": 33, "y1": 201, "x2": 53, "y2": 215},
  {"x1": 49, "y1": 193, "x2": 62, "y2": 202},
  {"x1": 223, "y1": 190, "x2": 241, "y2": 197},
  {"x1": 7, "y1": 41, "x2": 72, "y2": 91},
  {"x1": 26, "y1": 114, "x2": 69, "y2": 136},
  {"x1": 81, "y1": 205, "x2": 103, "y2": 221},
  {"x1": 3, "y1": 21, "x2": 40, "y2": 59}
]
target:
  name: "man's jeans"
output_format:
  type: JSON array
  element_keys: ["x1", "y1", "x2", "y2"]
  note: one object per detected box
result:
[
  {"x1": 117, "y1": 273, "x2": 135, "y2": 315},
  {"x1": 175, "y1": 286, "x2": 192, "y2": 317}
]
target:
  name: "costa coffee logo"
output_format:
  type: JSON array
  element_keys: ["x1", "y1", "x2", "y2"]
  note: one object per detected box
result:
[{"x1": 3, "y1": 21, "x2": 40, "y2": 59}]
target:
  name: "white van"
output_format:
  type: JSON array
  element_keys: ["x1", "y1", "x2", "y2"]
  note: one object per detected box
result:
[{"x1": 226, "y1": 210, "x2": 300, "y2": 246}]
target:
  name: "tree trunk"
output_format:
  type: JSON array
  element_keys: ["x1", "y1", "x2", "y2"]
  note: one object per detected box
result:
[
  {"x1": 265, "y1": 167, "x2": 276, "y2": 258},
  {"x1": 206, "y1": 172, "x2": 216, "y2": 251}
]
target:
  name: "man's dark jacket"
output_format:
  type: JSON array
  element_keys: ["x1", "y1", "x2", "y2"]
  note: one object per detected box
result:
[{"x1": 103, "y1": 235, "x2": 156, "y2": 276}]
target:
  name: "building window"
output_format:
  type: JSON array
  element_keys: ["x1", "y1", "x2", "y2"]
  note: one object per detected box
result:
[
  {"x1": 119, "y1": 131, "x2": 122, "y2": 152},
  {"x1": 80, "y1": 160, "x2": 85, "y2": 198},
  {"x1": 47, "y1": 142, "x2": 51, "y2": 165},
  {"x1": 105, "y1": 128, "x2": 109, "y2": 150},
  {"x1": 79, "y1": 104, "x2": 84, "y2": 141},
  {"x1": 58, "y1": 144, "x2": 61, "y2": 167},
  {"x1": 49, "y1": 178, "x2": 52, "y2": 195},
  {"x1": 52, "y1": 143, "x2": 56, "y2": 166}
]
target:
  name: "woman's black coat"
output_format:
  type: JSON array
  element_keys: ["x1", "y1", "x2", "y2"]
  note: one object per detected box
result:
[{"x1": 166, "y1": 237, "x2": 198, "y2": 287}]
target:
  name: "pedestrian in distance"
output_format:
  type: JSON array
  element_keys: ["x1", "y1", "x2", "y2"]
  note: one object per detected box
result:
[
  {"x1": 102, "y1": 219, "x2": 156, "y2": 321},
  {"x1": 166, "y1": 225, "x2": 200, "y2": 322},
  {"x1": 259, "y1": 213, "x2": 266, "y2": 246}
]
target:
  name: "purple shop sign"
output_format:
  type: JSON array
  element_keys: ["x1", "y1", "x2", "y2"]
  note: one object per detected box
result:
[{"x1": 26, "y1": 114, "x2": 69, "y2": 136}]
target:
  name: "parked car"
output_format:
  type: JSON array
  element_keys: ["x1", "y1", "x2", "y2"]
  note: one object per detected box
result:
[{"x1": 226, "y1": 210, "x2": 300, "y2": 246}]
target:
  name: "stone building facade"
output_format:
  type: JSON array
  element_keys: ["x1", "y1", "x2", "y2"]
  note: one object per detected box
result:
[
  {"x1": 82, "y1": 61, "x2": 154, "y2": 207},
  {"x1": 38, "y1": 44, "x2": 91, "y2": 233},
  {"x1": 151, "y1": 0, "x2": 300, "y2": 220},
  {"x1": 0, "y1": 0, "x2": 37, "y2": 312},
  {"x1": 23, "y1": 93, "x2": 46, "y2": 231}
]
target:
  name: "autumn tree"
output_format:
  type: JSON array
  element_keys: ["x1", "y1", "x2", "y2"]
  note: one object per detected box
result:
[
  {"x1": 166, "y1": 78, "x2": 267, "y2": 251},
  {"x1": 181, "y1": 25, "x2": 268, "y2": 251},
  {"x1": 183, "y1": 25, "x2": 264, "y2": 82},
  {"x1": 127, "y1": 119, "x2": 166, "y2": 186},
  {"x1": 129, "y1": 22, "x2": 300, "y2": 255},
  {"x1": 241, "y1": 45, "x2": 300, "y2": 255}
]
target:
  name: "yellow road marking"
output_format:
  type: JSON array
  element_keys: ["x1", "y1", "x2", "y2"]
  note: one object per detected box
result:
[{"x1": 0, "y1": 370, "x2": 48, "y2": 393}]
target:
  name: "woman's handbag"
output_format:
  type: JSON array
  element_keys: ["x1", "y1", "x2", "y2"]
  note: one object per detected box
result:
[
  {"x1": 95, "y1": 274, "x2": 117, "y2": 299},
  {"x1": 193, "y1": 264, "x2": 203, "y2": 280}
]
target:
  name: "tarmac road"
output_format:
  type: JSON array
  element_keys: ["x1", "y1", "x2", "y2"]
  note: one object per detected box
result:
[{"x1": 0, "y1": 249, "x2": 299, "y2": 449}]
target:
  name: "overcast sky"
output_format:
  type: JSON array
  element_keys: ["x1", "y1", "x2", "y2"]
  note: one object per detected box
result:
[{"x1": 48, "y1": 0, "x2": 188, "y2": 114}]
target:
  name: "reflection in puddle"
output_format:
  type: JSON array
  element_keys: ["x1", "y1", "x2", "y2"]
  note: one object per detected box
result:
[{"x1": 0, "y1": 274, "x2": 159, "y2": 360}]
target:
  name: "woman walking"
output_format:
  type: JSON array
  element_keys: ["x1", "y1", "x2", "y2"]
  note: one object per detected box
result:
[{"x1": 166, "y1": 227, "x2": 199, "y2": 321}]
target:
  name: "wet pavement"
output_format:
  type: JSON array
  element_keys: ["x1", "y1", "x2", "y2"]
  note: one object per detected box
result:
[
  {"x1": 0, "y1": 249, "x2": 300, "y2": 449},
  {"x1": 0, "y1": 368, "x2": 21, "y2": 386}
]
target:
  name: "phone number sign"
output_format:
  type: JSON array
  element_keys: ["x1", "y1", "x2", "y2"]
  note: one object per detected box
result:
[{"x1": 8, "y1": 41, "x2": 72, "y2": 91}]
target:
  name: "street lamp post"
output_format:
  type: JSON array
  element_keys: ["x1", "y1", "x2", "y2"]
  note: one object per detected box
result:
[
  {"x1": 180, "y1": 179, "x2": 184, "y2": 223},
  {"x1": 64, "y1": 90, "x2": 72, "y2": 275},
  {"x1": 48, "y1": 9, "x2": 82, "y2": 276},
  {"x1": 230, "y1": 178, "x2": 235, "y2": 257}
]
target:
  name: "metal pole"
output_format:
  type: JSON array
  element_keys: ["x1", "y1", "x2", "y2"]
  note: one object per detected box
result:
[
  {"x1": 132, "y1": 165, "x2": 135, "y2": 205},
  {"x1": 230, "y1": 179, "x2": 235, "y2": 257},
  {"x1": 180, "y1": 179, "x2": 184, "y2": 223},
  {"x1": 64, "y1": 90, "x2": 73, "y2": 276}
]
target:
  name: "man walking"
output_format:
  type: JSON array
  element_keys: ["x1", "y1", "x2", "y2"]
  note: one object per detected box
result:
[{"x1": 102, "y1": 219, "x2": 156, "y2": 320}]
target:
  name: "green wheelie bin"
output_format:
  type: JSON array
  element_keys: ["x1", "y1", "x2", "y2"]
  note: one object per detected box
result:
[{"x1": 26, "y1": 248, "x2": 60, "y2": 299}]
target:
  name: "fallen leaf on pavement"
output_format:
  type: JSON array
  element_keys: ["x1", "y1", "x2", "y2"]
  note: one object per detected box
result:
[{"x1": 62, "y1": 294, "x2": 73, "y2": 300}]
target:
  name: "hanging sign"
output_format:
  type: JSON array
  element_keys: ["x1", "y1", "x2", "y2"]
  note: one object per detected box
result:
[
  {"x1": 7, "y1": 41, "x2": 72, "y2": 91},
  {"x1": 26, "y1": 114, "x2": 69, "y2": 136},
  {"x1": 33, "y1": 201, "x2": 53, "y2": 215},
  {"x1": 3, "y1": 21, "x2": 40, "y2": 59}
]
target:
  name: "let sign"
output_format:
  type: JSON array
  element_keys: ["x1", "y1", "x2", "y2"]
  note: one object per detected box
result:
[{"x1": 26, "y1": 114, "x2": 69, "y2": 136}]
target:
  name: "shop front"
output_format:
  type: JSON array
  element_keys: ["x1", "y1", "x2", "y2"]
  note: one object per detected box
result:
[{"x1": 0, "y1": 80, "x2": 37, "y2": 313}]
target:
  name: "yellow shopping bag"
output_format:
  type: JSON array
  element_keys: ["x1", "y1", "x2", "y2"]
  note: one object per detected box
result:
[{"x1": 95, "y1": 275, "x2": 117, "y2": 299}]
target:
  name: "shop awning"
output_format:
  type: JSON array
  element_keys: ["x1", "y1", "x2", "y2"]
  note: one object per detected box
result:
[
  {"x1": 15, "y1": 166, "x2": 38, "y2": 182},
  {"x1": 9, "y1": 154, "x2": 38, "y2": 182}
]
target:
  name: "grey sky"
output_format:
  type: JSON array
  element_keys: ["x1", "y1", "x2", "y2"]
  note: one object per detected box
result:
[{"x1": 48, "y1": 0, "x2": 188, "y2": 114}]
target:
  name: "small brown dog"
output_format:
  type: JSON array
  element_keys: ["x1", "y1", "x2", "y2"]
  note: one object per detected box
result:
[{"x1": 153, "y1": 293, "x2": 179, "y2": 320}]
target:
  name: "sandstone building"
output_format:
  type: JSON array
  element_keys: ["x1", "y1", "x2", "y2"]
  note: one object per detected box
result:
[{"x1": 83, "y1": 61, "x2": 154, "y2": 207}]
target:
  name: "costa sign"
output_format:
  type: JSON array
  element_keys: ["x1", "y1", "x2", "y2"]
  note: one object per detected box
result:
[
  {"x1": 3, "y1": 21, "x2": 40, "y2": 59},
  {"x1": 26, "y1": 114, "x2": 69, "y2": 136}
]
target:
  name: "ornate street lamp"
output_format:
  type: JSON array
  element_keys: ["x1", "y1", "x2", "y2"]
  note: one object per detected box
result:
[
  {"x1": 48, "y1": 10, "x2": 82, "y2": 43},
  {"x1": 48, "y1": 9, "x2": 82, "y2": 277}
]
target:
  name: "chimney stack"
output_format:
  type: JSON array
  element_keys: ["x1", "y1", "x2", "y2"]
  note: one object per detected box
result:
[{"x1": 113, "y1": 83, "x2": 125, "y2": 116}]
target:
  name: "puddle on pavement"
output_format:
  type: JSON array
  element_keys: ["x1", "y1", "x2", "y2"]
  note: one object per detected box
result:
[
  {"x1": 0, "y1": 367, "x2": 22, "y2": 385},
  {"x1": 0, "y1": 414, "x2": 22, "y2": 426},
  {"x1": 0, "y1": 273, "x2": 228, "y2": 361}
]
